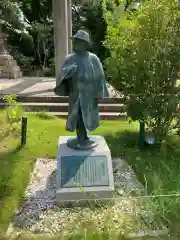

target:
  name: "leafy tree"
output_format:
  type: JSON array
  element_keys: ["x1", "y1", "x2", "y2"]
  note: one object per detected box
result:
[
  {"x1": 73, "y1": 0, "x2": 137, "y2": 61},
  {"x1": 4, "y1": 0, "x2": 54, "y2": 76},
  {"x1": 76, "y1": 0, "x2": 107, "y2": 61},
  {"x1": 1, "y1": 0, "x2": 141, "y2": 76},
  {"x1": 0, "y1": 0, "x2": 25, "y2": 30},
  {"x1": 104, "y1": 0, "x2": 180, "y2": 140}
]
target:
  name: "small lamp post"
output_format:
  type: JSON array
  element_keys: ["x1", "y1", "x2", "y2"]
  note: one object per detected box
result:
[
  {"x1": 21, "y1": 116, "x2": 27, "y2": 146},
  {"x1": 139, "y1": 121, "x2": 145, "y2": 150},
  {"x1": 139, "y1": 121, "x2": 156, "y2": 150}
]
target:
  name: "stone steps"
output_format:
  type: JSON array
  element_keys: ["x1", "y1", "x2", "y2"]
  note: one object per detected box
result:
[
  {"x1": 0, "y1": 67, "x2": 22, "y2": 78},
  {"x1": 0, "y1": 102, "x2": 125, "y2": 113},
  {"x1": 0, "y1": 102, "x2": 127, "y2": 120},
  {"x1": 0, "y1": 71, "x2": 22, "y2": 79},
  {"x1": 1, "y1": 94, "x2": 127, "y2": 120},
  {"x1": 14, "y1": 95, "x2": 126, "y2": 104}
]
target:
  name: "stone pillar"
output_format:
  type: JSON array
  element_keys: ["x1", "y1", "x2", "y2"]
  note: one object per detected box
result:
[
  {"x1": 0, "y1": 24, "x2": 7, "y2": 55},
  {"x1": 0, "y1": 35, "x2": 7, "y2": 55},
  {"x1": 67, "y1": 0, "x2": 72, "y2": 54},
  {"x1": 52, "y1": 0, "x2": 69, "y2": 86}
]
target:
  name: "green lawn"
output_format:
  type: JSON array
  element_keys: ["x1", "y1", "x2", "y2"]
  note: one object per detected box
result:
[
  {"x1": 106, "y1": 130, "x2": 180, "y2": 236},
  {"x1": 0, "y1": 110, "x2": 138, "y2": 233},
  {"x1": 0, "y1": 109, "x2": 180, "y2": 238}
]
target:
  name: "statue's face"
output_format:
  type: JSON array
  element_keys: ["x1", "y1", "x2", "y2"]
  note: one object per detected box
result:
[{"x1": 73, "y1": 38, "x2": 88, "y2": 53}]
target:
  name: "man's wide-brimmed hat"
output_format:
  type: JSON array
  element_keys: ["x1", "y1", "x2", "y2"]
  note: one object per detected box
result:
[{"x1": 71, "y1": 30, "x2": 91, "y2": 45}]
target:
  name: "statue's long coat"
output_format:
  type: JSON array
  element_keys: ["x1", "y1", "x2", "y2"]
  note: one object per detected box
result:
[{"x1": 54, "y1": 51, "x2": 109, "y2": 132}]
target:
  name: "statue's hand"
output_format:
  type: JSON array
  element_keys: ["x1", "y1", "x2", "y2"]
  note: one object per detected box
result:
[
  {"x1": 68, "y1": 64, "x2": 78, "y2": 76},
  {"x1": 62, "y1": 64, "x2": 78, "y2": 79}
]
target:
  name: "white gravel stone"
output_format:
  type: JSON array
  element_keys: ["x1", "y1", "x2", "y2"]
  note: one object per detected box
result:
[{"x1": 9, "y1": 158, "x2": 154, "y2": 236}]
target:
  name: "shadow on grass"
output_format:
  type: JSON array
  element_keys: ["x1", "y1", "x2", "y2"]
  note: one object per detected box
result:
[
  {"x1": 105, "y1": 130, "x2": 140, "y2": 158},
  {"x1": 0, "y1": 144, "x2": 35, "y2": 232},
  {"x1": 0, "y1": 145, "x2": 22, "y2": 198},
  {"x1": 105, "y1": 130, "x2": 180, "y2": 191},
  {"x1": 105, "y1": 130, "x2": 180, "y2": 237}
]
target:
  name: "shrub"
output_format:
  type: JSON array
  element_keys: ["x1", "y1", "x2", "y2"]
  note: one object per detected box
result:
[
  {"x1": 35, "y1": 111, "x2": 56, "y2": 120},
  {"x1": 103, "y1": 0, "x2": 180, "y2": 140}
]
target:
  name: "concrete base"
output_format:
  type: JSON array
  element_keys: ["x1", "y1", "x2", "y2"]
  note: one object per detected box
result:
[{"x1": 56, "y1": 136, "x2": 115, "y2": 205}]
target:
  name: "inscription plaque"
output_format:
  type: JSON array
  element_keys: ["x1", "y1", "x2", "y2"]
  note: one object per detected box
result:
[{"x1": 61, "y1": 155, "x2": 109, "y2": 188}]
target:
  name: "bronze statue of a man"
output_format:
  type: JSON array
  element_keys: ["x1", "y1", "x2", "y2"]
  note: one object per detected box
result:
[{"x1": 54, "y1": 30, "x2": 109, "y2": 150}]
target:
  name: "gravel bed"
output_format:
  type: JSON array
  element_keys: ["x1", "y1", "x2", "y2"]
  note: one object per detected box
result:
[{"x1": 9, "y1": 158, "x2": 148, "y2": 236}]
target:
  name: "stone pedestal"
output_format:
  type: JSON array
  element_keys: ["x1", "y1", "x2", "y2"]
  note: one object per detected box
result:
[
  {"x1": 0, "y1": 33, "x2": 22, "y2": 79},
  {"x1": 56, "y1": 136, "x2": 114, "y2": 205}
]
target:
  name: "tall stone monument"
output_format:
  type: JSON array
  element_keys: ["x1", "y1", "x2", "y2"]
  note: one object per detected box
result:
[
  {"x1": 55, "y1": 30, "x2": 115, "y2": 205},
  {"x1": 52, "y1": 0, "x2": 72, "y2": 86},
  {"x1": 0, "y1": 24, "x2": 22, "y2": 79}
]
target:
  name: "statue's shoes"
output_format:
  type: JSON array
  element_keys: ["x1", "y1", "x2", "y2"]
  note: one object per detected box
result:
[
  {"x1": 85, "y1": 136, "x2": 90, "y2": 140},
  {"x1": 67, "y1": 137, "x2": 98, "y2": 150}
]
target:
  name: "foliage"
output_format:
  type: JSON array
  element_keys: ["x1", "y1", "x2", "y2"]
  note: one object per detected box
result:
[
  {"x1": 75, "y1": 0, "x2": 138, "y2": 61},
  {"x1": 75, "y1": 0, "x2": 108, "y2": 61},
  {"x1": 1, "y1": 95, "x2": 23, "y2": 124},
  {"x1": 0, "y1": 93, "x2": 24, "y2": 136},
  {"x1": 2, "y1": 0, "x2": 54, "y2": 76},
  {"x1": 8, "y1": 46, "x2": 34, "y2": 75},
  {"x1": 0, "y1": 0, "x2": 27, "y2": 30},
  {"x1": 104, "y1": 0, "x2": 180, "y2": 140},
  {"x1": 1, "y1": 0, "x2": 141, "y2": 76},
  {"x1": 29, "y1": 22, "x2": 54, "y2": 73},
  {"x1": 35, "y1": 111, "x2": 57, "y2": 120}
]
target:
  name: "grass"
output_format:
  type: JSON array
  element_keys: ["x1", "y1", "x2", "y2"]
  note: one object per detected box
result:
[
  {"x1": 0, "y1": 109, "x2": 180, "y2": 238},
  {"x1": 0, "y1": 110, "x2": 138, "y2": 233},
  {"x1": 0, "y1": 233, "x2": 167, "y2": 240},
  {"x1": 105, "y1": 131, "x2": 180, "y2": 237}
]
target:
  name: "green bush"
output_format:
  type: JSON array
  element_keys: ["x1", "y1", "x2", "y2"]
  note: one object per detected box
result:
[
  {"x1": 8, "y1": 46, "x2": 34, "y2": 76},
  {"x1": 103, "y1": 0, "x2": 180, "y2": 140},
  {"x1": 35, "y1": 111, "x2": 56, "y2": 120}
]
